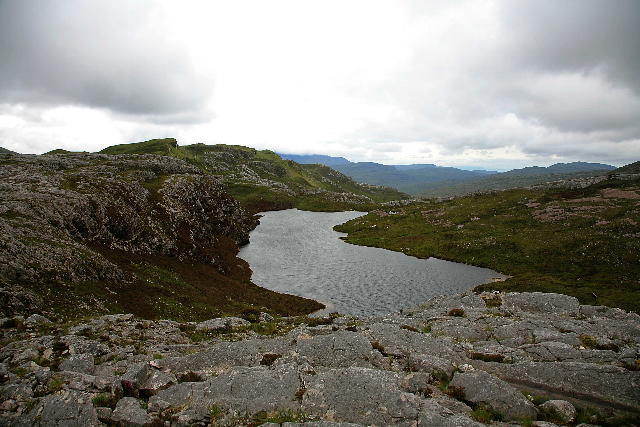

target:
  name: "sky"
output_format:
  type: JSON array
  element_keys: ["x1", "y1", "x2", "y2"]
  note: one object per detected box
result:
[{"x1": 0, "y1": 0, "x2": 639, "y2": 169}]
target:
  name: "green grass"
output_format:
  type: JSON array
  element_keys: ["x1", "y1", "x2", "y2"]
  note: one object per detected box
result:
[
  {"x1": 91, "y1": 393, "x2": 115, "y2": 408},
  {"x1": 335, "y1": 179, "x2": 640, "y2": 312},
  {"x1": 99, "y1": 138, "x2": 178, "y2": 155},
  {"x1": 470, "y1": 405, "x2": 503, "y2": 423}
]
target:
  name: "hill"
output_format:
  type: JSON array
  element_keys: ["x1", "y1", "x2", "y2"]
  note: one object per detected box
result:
[
  {"x1": 278, "y1": 153, "x2": 495, "y2": 195},
  {"x1": 93, "y1": 139, "x2": 408, "y2": 212},
  {"x1": 612, "y1": 160, "x2": 640, "y2": 175},
  {"x1": 333, "y1": 162, "x2": 490, "y2": 194},
  {"x1": 0, "y1": 147, "x2": 16, "y2": 154},
  {"x1": 336, "y1": 176, "x2": 640, "y2": 313},
  {"x1": 0, "y1": 152, "x2": 322, "y2": 321},
  {"x1": 418, "y1": 162, "x2": 616, "y2": 197}
]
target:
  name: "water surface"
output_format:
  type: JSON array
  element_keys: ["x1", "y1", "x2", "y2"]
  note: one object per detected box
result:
[{"x1": 239, "y1": 209, "x2": 504, "y2": 316}]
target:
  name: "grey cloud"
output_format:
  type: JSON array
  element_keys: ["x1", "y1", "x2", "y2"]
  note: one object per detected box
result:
[
  {"x1": 499, "y1": 0, "x2": 640, "y2": 93},
  {"x1": 0, "y1": 0, "x2": 212, "y2": 118}
]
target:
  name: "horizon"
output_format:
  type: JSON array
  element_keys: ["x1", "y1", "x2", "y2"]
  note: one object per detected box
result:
[{"x1": 1, "y1": 1, "x2": 639, "y2": 169}]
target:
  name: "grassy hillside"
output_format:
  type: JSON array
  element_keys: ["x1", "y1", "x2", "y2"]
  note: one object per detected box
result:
[
  {"x1": 613, "y1": 161, "x2": 640, "y2": 174},
  {"x1": 0, "y1": 147, "x2": 17, "y2": 154},
  {"x1": 419, "y1": 168, "x2": 614, "y2": 197},
  {"x1": 91, "y1": 139, "x2": 409, "y2": 212},
  {"x1": 336, "y1": 177, "x2": 640, "y2": 312}
]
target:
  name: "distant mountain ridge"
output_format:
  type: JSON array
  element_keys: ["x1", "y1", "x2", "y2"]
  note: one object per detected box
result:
[
  {"x1": 277, "y1": 153, "x2": 350, "y2": 166},
  {"x1": 279, "y1": 153, "x2": 499, "y2": 194}
]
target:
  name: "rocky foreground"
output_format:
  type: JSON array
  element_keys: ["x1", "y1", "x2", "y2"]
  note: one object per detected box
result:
[{"x1": 0, "y1": 291, "x2": 638, "y2": 426}]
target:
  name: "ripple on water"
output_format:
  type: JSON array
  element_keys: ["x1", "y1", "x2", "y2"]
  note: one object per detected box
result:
[{"x1": 238, "y1": 209, "x2": 505, "y2": 316}]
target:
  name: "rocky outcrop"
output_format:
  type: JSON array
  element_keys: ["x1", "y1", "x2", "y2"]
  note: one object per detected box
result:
[
  {"x1": 0, "y1": 153, "x2": 322, "y2": 320},
  {"x1": 0, "y1": 291, "x2": 638, "y2": 426}
]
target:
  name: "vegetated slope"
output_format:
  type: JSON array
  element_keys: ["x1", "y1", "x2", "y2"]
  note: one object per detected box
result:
[
  {"x1": 418, "y1": 162, "x2": 616, "y2": 197},
  {"x1": 99, "y1": 139, "x2": 409, "y2": 212},
  {"x1": 613, "y1": 160, "x2": 640, "y2": 174},
  {"x1": 0, "y1": 152, "x2": 323, "y2": 321},
  {"x1": 0, "y1": 147, "x2": 16, "y2": 154},
  {"x1": 336, "y1": 176, "x2": 640, "y2": 312}
]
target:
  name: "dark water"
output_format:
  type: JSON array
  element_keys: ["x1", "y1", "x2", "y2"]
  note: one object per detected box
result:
[{"x1": 238, "y1": 209, "x2": 505, "y2": 316}]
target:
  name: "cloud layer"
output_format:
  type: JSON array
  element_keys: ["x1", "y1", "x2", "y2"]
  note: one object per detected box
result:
[{"x1": 0, "y1": 0, "x2": 638, "y2": 168}]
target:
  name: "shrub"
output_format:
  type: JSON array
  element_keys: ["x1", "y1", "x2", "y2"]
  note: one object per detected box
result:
[{"x1": 91, "y1": 393, "x2": 115, "y2": 408}]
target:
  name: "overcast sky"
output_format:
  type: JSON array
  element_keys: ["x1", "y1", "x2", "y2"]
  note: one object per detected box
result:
[{"x1": 0, "y1": 0, "x2": 638, "y2": 168}]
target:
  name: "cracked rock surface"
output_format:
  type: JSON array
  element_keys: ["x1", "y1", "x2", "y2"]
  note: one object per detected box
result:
[{"x1": 0, "y1": 291, "x2": 638, "y2": 426}]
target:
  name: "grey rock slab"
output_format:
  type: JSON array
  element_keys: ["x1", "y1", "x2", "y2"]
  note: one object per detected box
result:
[
  {"x1": 195, "y1": 316, "x2": 250, "y2": 331},
  {"x1": 480, "y1": 361, "x2": 640, "y2": 411},
  {"x1": 301, "y1": 367, "x2": 424, "y2": 425},
  {"x1": 295, "y1": 331, "x2": 383, "y2": 368},
  {"x1": 59, "y1": 353, "x2": 95, "y2": 375},
  {"x1": 111, "y1": 397, "x2": 153, "y2": 426},
  {"x1": 365, "y1": 323, "x2": 463, "y2": 362},
  {"x1": 502, "y1": 292, "x2": 580, "y2": 316},
  {"x1": 150, "y1": 363, "x2": 301, "y2": 414},
  {"x1": 36, "y1": 390, "x2": 100, "y2": 426},
  {"x1": 61, "y1": 336, "x2": 110, "y2": 357},
  {"x1": 449, "y1": 370, "x2": 538, "y2": 421},
  {"x1": 539, "y1": 399, "x2": 577, "y2": 424},
  {"x1": 160, "y1": 337, "x2": 288, "y2": 373},
  {"x1": 417, "y1": 399, "x2": 484, "y2": 427}
]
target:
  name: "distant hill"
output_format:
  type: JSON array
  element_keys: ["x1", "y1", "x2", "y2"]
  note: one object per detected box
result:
[
  {"x1": 278, "y1": 153, "x2": 497, "y2": 194},
  {"x1": 278, "y1": 153, "x2": 350, "y2": 166},
  {"x1": 332, "y1": 162, "x2": 490, "y2": 194},
  {"x1": 0, "y1": 147, "x2": 16, "y2": 154},
  {"x1": 418, "y1": 162, "x2": 616, "y2": 197}
]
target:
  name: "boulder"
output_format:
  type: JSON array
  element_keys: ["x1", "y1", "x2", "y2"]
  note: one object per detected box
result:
[
  {"x1": 37, "y1": 391, "x2": 100, "y2": 426},
  {"x1": 449, "y1": 371, "x2": 538, "y2": 421},
  {"x1": 111, "y1": 397, "x2": 153, "y2": 426},
  {"x1": 24, "y1": 314, "x2": 52, "y2": 327},
  {"x1": 59, "y1": 354, "x2": 95, "y2": 375}
]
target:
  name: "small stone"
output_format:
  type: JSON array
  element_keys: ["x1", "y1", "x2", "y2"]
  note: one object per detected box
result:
[
  {"x1": 0, "y1": 399, "x2": 18, "y2": 411},
  {"x1": 259, "y1": 312, "x2": 275, "y2": 323},
  {"x1": 540, "y1": 400, "x2": 577, "y2": 424},
  {"x1": 458, "y1": 364, "x2": 475, "y2": 372}
]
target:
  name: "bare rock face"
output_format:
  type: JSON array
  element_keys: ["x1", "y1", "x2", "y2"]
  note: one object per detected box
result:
[
  {"x1": 0, "y1": 153, "x2": 299, "y2": 319},
  {"x1": 449, "y1": 370, "x2": 538, "y2": 420},
  {"x1": 0, "y1": 291, "x2": 638, "y2": 426}
]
